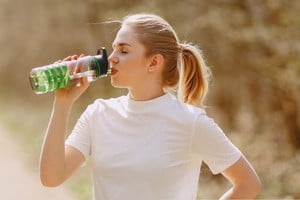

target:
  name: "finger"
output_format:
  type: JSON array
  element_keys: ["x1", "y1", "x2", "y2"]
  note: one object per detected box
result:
[
  {"x1": 63, "y1": 55, "x2": 72, "y2": 61},
  {"x1": 74, "y1": 55, "x2": 85, "y2": 73},
  {"x1": 71, "y1": 55, "x2": 78, "y2": 60},
  {"x1": 78, "y1": 77, "x2": 90, "y2": 91},
  {"x1": 81, "y1": 76, "x2": 89, "y2": 86},
  {"x1": 68, "y1": 77, "x2": 90, "y2": 91},
  {"x1": 68, "y1": 55, "x2": 79, "y2": 74},
  {"x1": 71, "y1": 55, "x2": 79, "y2": 74},
  {"x1": 69, "y1": 78, "x2": 81, "y2": 88}
]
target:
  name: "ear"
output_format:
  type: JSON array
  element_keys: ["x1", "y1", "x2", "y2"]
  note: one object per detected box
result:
[{"x1": 148, "y1": 54, "x2": 164, "y2": 72}]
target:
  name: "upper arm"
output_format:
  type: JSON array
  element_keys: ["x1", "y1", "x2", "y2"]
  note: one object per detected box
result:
[
  {"x1": 63, "y1": 105, "x2": 92, "y2": 178},
  {"x1": 63, "y1": 145, "x2": 86, "y2": 180},
  {"x1": 193, "y1": 113, "x2": 242, "y2": 174}
]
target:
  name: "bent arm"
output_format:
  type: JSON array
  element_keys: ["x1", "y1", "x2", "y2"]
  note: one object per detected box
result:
[
  {"x1": 39, "y1": 55, "x2": 89, "y2": 187},
  {"x1": 39, "y1": 100, "x2": 85, "y2": 187},
  {"x1": 220, "y1": 155, "x2": 261, "y2": 199}
]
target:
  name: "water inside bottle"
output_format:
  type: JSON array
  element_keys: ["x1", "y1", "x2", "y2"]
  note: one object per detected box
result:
[{"x1": 30, "y1": 65, "x2": 70, "y2": 94}]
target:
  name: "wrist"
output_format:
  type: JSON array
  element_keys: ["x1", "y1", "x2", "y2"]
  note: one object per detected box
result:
[{"x1": 53, "y1": 97, "x2": 74, "y2": 111}]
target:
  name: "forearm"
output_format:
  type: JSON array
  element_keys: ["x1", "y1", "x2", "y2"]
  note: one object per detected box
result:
[
  {"x1": 220, "y1": 156, "x2": 261, "y2": 200},
  {"x1": 39, "y1": 99, "x2": 73, "y2": 186}
]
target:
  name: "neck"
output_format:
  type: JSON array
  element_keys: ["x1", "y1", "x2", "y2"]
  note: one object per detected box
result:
[{"x1": 128, "y1": 86, "x2": 165, "y2": 101}]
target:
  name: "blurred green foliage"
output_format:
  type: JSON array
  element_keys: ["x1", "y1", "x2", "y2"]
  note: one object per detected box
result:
[{"x1": 0, "y1": 0, "x2": 299, "y2": 199}]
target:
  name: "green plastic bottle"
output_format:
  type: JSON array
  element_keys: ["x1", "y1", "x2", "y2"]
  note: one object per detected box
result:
[{"x1": 29, "y1": 48, "x2": 109, "y2": 94}]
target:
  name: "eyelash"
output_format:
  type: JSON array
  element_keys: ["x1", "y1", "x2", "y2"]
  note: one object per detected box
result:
[
  {"x1": 112, "y1": 47, "x2": 128, "y2": 54},
  {"x1": 121, "y1": 49, "x2": 128, "y2": 54}
]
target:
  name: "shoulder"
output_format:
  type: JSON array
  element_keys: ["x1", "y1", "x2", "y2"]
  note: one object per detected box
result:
[
  {"x1": 163, "y1": 94, "x2": 206, "y2": 126},
  {"x1": 84, "y1": 96, "x2": 126, "y2": 115},
  {"x1": 169, "y1": 95, "x2": 206, "y2": 117},
  {"x1": 192, "y1": 109, "x2": 230, "y2": 149},
  {"x1": 195, "y1": 109, "x2": 221, "y2": 131}
]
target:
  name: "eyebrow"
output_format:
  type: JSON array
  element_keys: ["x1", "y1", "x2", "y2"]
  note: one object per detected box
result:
[{"x1": 112, "y1": 42, "x2": 132, "y2": 48}]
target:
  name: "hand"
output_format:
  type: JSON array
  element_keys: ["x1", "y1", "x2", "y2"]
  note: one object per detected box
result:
[{"x1": 54, "y1": 54, "x2": 90, "y2": 105}]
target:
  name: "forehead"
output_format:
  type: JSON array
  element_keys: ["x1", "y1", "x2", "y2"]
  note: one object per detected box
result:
[{"x1": 112, "y1": 25, "x2": 140, "y2": 47}]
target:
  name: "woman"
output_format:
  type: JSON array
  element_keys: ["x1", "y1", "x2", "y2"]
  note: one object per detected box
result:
[{"x1": 40, "y1": 13, "x2": 261, "y2": 200}]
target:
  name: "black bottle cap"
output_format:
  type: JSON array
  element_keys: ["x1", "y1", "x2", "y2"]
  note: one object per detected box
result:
[{"x1": 96, "y1": 47, "x2": 109, "y2": 76}]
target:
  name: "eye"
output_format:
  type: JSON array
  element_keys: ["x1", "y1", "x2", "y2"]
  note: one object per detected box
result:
[
  {"x1": 119, "y1": 46, "x2": 128, "y2": 54},
  {"x1": 121, "y1": 48, "x2": 128, "y2": 54}
]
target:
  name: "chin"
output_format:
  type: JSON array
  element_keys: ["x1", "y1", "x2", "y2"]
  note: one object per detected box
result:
[{"x1": 110, "y1": 79, "x2": 126, "y2": 88}]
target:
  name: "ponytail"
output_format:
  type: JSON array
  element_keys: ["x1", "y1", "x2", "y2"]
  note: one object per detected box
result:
[{"x1": 177, "y1": 43, "x2": 211, "y2": 107}]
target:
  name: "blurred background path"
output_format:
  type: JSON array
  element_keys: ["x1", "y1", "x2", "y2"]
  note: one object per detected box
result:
[{"x1": 0, "y1": 123, "x2": 75, "y2": 200}]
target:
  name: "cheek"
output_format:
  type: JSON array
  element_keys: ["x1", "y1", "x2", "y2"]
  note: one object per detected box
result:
[
  {"x1": 111, "y1": 55, "x2": 148, "y2": 87},
  {"x1": 110, "y1": 68, "x2": 142, "y2": 88},
  {"x1": 124, "y1": 56, "x2": 148, "y2": 76}
]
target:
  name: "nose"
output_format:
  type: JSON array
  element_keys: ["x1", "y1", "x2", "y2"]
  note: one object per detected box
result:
[{"x1": 108, "y1": 51, "x2": 118, "y2": 64}]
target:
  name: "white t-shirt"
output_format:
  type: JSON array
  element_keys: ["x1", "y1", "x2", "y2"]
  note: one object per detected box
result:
[{"x1": 65, "y1": 93, "x2": 241, "y2": 200}]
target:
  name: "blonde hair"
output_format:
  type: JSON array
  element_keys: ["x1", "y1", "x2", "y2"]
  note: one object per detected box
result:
[{"x1": 122, "y1": 13, "x2": 211, "y2": 107}]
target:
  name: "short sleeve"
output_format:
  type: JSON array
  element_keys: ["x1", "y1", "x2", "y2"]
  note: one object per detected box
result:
[
  {"x1": 192, "y1": 112, "x2": 241, "y2": 174},
  {"x1": 65, "y1": 106, "x2": 92, "y2": 160}
]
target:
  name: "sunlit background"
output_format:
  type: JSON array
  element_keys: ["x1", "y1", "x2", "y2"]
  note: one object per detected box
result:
[{"x1": 0, "y1": 0, "x2": 299, "y2": 199}]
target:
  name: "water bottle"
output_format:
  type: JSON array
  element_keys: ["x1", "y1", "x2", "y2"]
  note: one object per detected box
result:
[{"x1": 29, "y1": 47, "x2": 109, "y2": 94}]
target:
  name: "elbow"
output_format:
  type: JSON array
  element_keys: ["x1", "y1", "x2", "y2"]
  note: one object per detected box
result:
[
  {"x1": 252, "y1": 176, "x2": 262, "y2": 196},
  {"x1": 39, "y1": 163, "x2": 66, "y2": 187},
  {"x1": 248, "y1": 172, "x2": 262, "y2": 197},
  {"x1": 238, "y1": 176, "x2": 262, "y2": 198},
  {"x1": 40, "y1": 172, "x2": 64, "y2": 187},
  {"x1": 41, "y1": 179, "x2": 60, "y2": 188},
  {"x1": 40, "y1": 177, "x2": 63, "y2": 188}
]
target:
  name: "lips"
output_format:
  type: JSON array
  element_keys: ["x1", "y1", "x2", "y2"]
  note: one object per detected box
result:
[{"x1": 110, "y1": 68, "x2": 118, "y2": 76}]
